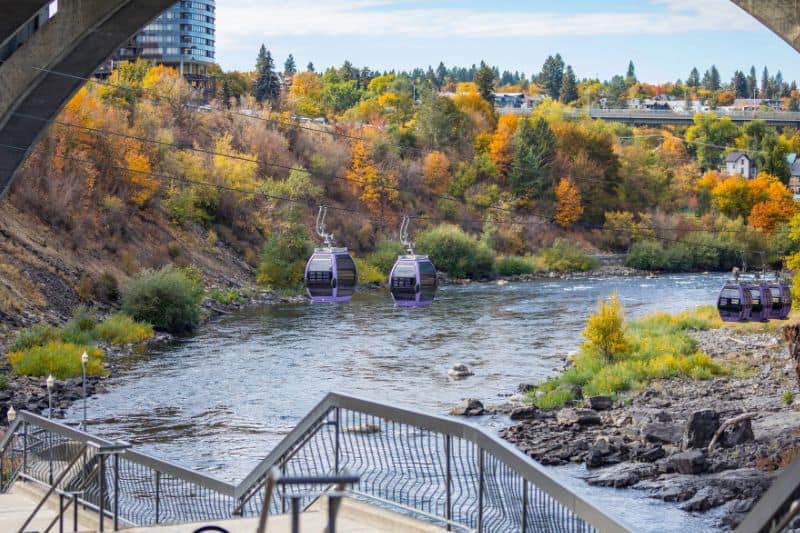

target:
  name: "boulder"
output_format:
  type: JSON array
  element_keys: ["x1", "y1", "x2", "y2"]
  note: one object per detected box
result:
[
  {"x1": 585, "y1": 396, "x2": 613, "y2": 411},
  {"x1": 448, "y1": 364, "x2": 474, "y2": 380},
  {"x1": 641, "y1": 422, "x2": 683, "y2": 445},
  {"x1": 582, "y1": 463, "x2": 655, "y2": 488},
  {"x1": 670, "y1": 450, "x2": 707, "y2": 475},
  {"x1": 556, "y1": 408, "x2": 601, "y2": 426},
  {"x1": 720, "y1": 418, "x2": 755, "y2": 448},
  {"x1": 509, "y1": 406, "x2": 539, "y2": 421},
  {"x1": 517, "y1": 383, "x2": 536, "y2": 394},
  {"x1": 636, "y1": 446, "x2": 666, "y2": 463},
  {"x1": 449, "y1": 399, "x2": 484, "y2": 416},
  {"x1": 683, "y1": 409, "x2": 720, "y2": 449}
]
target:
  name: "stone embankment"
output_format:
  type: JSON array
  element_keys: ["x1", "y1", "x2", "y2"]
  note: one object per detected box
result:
[{"x1": 489, "y1": 328, "x2": 799, "y2": 530}]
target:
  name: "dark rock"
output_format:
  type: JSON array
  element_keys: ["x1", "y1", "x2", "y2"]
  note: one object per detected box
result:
[
  {"x1": 585, "y1": 396, "x2": 613, "y2": 411},
  {"x1": 509, "y1": 406, "x2": 539, "y2": 420},
  {"x1": 680, "y1": 486, "x2": 731, "y2": 512},
  {"x1": 449, "y1": 399, "x2": 484, "y2": 416},
  {"x1": 582, "y1": 463, "x2": 655, "y2": 488},
  {"x1": 636, "y1": 446, "x2": 666, "y2": 463},
  {"x1": 642, "y1": 422, "x2": 683, "y2": 445},
  {"x1": 721, "y1": 418, "x2": 755, "y2": 448},
  {"x1": 517, "y1": 383, "x2": 536, "y2": 394},
  {"x1": 670, "y1": 450, "x2": 707, "y2": 474},
  {"x1": 556, "y1": 408, "x2": 601, "y2": 426},
  {"x1": 683, "y1": 409, "x2": 720, "y2": 449}
]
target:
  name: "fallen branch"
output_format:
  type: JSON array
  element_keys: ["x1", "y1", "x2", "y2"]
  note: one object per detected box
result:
[{"x1": 708, "y1": 412, "x2": 756, "y2": 452}]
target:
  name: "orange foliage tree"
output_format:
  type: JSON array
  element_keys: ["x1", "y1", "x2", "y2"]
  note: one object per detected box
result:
[
  {"x1": 347, "y1": 141, "x2": 398, "y2": 216},
  {"x1": 748, "y1": 173, "x2": 800, "y2": 232},
  {"x1": 125, "y1": 150, "x2": 157, "y2": 207},
  {"x1": 489, "y1": 114, "x2": 518, "y2": 177},
  {"x1": 422, "y1": 151, "x2": 451, "y2": 194},
  {"x1": 554, "y1": 178, "x2": 583, "y2": 227}
]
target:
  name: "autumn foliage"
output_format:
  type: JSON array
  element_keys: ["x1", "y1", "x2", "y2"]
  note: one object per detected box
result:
[
  {"x1": 489, "y1": 114, "x2": 518, "y2": 176},
  {"x1": 554, "y1": 178, "x2": 583, "y2": 227},
  {"x1": 347, "y1": 141, "x2": 398, "y2": 216},
  {"x1": 422, "y1": 151, "x2": 451, "y2": 194}
]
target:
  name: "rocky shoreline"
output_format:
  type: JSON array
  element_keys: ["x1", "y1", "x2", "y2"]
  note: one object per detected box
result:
[{"x1": 494, "y1": 328, "x2": 800, "y2": 530}]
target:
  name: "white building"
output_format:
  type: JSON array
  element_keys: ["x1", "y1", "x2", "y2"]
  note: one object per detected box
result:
[{"x1": 724, "y1": 152, "x2": 756, "y2": 179}]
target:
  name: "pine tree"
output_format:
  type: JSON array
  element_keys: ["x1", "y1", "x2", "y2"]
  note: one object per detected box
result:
[
  {"x1": 436, "y1": 61, "x2": 448, "y2": 84},
  {"x1": 284, "y1": 54, "x2": 296, "y2": 75},
  {"x1": 747, "y1": 66, "x2": 758, "y2": 98},
  {"x1": 761, "y1": 66, "x2": 770, "y2": 98},
  {"x1": 709, "y1": 65, "x2": 721, "y2": 91},
  {"x1": 559, "y1": 65, "x2": 578, "y2": 104},
  {"x1": 687, "y1": 67, "x2": 700, "y2": 88},
  {"x1": 475, "y1": 61, "x2": 495, "y2": 104},
  {"x1": 307, "y1": 62, "x2": 315, "y2": 72},
  {"x1": 221, "y1": 79, "x2": 233, "y2": 109},
  {"x1": 509, "y1": 117, "x2": 556, "y2": 199},
  {"x1": 539, "y1": 54, "x2": 565, "y2": 99},
  {"x1": 253, "y1": 44, "x2": 280, "y2": 103},
  {"x1": 732, "y1": 71, "x2": 748, "y2": 98},
  {"x1": 626, "y1": 60, "x2": 636, "y2": 83}
]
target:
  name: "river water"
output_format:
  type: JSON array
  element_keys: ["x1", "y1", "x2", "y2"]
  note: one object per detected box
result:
[{"x1": 66, "y1": 273, "x2": 726, "y2": 531}]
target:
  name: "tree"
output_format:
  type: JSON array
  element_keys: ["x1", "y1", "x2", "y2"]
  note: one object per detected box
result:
[
  {"x1": 508, "y1": 117, "x2": 556, "y2": 199},
  {"x1": 321, "y1": 81, "x2": 361, "y2": 114},
  {"x1": 732, "y1": 71, "x2": 748, "y2": 98},
  {"x1": 422, "y1": 151, "x2": 451, "y2": 194},
  {"x1": 436, "y1": 61, "x2": 448, "y2": 85},
  {"x1": 284, "y1": 54, "x2": 296, "y2": 75},
  {"x1": 559, "y1": 65, "x2": 578, "y2": 104},
  {"x1": 687, "y1": 67, "x2": 700, "y2": 88},
  {"x1": 221, "y1": 79, "x2": 233, "y2": 109},
  {"x1": 307, "y1": 62, "x2": 315, "y2": 72},
  {"x1": 711, "y1": 176, "x2": 753, "y2": 219},
  {"x1": 539, "y1": 54, "x2": 565, "y2": 99},
  {"x1": 709, "y1": 65, "x2": 721, "y2": 91},
  {"x1": 347, "y1": 141, "x2": 398, "y2": 216},
  {"x1": 583, "y1": 292, "x2": 628, "y2": 362},
  {"x1": 554, "y1": 178, "x2": 583, "y2": 227},
  {"x1": 747, "y1": 66, "x2": 758, "y2": 98},
  {"x1": 748, "y1": 174, "x2": 799, "y2": 232},
  {"x1": 253, "y1": 44, "x2": 280, "y2": 103},
  {"x1": 288, "y1": 71, "x2": 323, "y2": 116},
  {"x1": 415, "y1": 93, "x2": 469, "y2": 150},
  {"x1": 685, "y1": 113, "x2": 740, "y2": 170},
  {"x1": 489, "y1": 114, "x2": 518, "y2": 176},
  {"x1": 761, "y1": 66, "x2": 770, "y2": 98},
  {"x1": 606, "y1": 75, "x2": 628, "y2": 108},
  {"x1": 475, "y1": 61, "x2": 496, "y2": 103},
  {"x1": 626, "y1": 60, "x2": 637, "y2": 83}
]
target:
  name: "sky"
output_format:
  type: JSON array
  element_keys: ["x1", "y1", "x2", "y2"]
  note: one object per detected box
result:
[{"x1": 215, "y1": 0, "x2": 799, "y2": 84}]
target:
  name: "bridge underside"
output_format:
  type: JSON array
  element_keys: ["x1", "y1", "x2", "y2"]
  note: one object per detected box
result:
[
  {"x1": 0, "y1": 0, "x2": 174, "y2": 199},
  {"x1": 0, "y1": 1, "x2": 799, "y2": 198}
]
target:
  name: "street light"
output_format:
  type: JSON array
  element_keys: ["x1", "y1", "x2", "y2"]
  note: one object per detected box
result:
[
  {"x1": 81, "y1": 351, "x2": 89, "y2": 432},
  {"x1": 7, "y1": 405, "x2": 15, "y2": 423},
  {"x1": 46, "y1": 374, "x2": 54, "y2": 485}
]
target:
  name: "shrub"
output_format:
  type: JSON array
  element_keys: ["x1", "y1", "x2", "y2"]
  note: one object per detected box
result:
[
  {"x1": 416, "y1": 224, "x2": 494, "y2": 279},
  {"x1": 355, "y1": 258, "x2": 385, "y2": 285},
  {"x1": 256, "y1": 222, "x2": 312, "y2": 289},
  {"x1": 121, "y1": 266, "x2": 204, "y2": 333},
  {"x1": 538, "y1": 240, "x2": 597, "y2": 272},
  {"x1": 497, "y1": 256, "x2": 537, "y2": 276},
  {"x1": 95, "y1": 272, "x2": 120, "y2": 303},
  {"x1": 367, "y1": 239, "x2": 406, "y2": 274},
  {"x1": 625, "y1": 240, "x2": 665, "y2": 270},
  {"x1": 59, "y1": 305, "x2": 98, "y2": 345},
  {"x1": 208, "y1": 288, "x2": 242, "y2": 305},
  {"x1": 8, "y1": 343, "x2": 105, "y2": 379},
  {"x1": 9, "y1": 323, "x2": 59, "y2": 353},
  {"x1": 95, "y1": 313, "x2": 154, "y2": 345},
  {"x1": 784, "y1": 391, "x2": 795, "y2": 406},
  {"x1": 0, "y1": 373, "x2": 6, "y2": 390},
  {"x1": 583, "y1": 293, "x2": 629, "y2": 362}
]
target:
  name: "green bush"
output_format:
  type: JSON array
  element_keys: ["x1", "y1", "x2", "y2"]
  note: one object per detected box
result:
[
  {"x1": 208, "y1": 288, "x2": 243, "y2": 305},
  {"x1": 8, "y1": 343, "x2": 105, "y2": 379},
  {"x1": 256, "y1": 222, "x2": 312, "y2": 290},
  {"x1": 95, "y1": 313, "x2": 154, "y2": 345},
  {"x1": 356, "y1": 258, "x2": 384, "y2": 285},
  {"x1": 416, "y1": 224, "x2": 494, "y2": 279},
  {"x1": 0, "y1": 373, "x2": 7, "y2": 390},
  {"x1": 496, "y1": 256, "x2": 537, "y2": 276},
  {"x1": 59, "y1": 305, "x2": 98, "y2": 345},
  {"x1": 625, "y1": 240, "x2": 666, "y2": 270},
  {"x1": 367, "y1": 239, "x2": 406, "y2": 274},
  {"x1": 9, "y1": 323, "x2": 59, "y2": 353},
  {"x1": 121, "y1": 266, "x2": 204, "y2": 333},
  {"x1": 538, "y1": 240, "x2": 597, "y2": 272}
]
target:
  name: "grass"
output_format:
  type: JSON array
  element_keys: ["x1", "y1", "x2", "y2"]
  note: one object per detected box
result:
[
  {"x1": 7, "y1": 343, "x2": 106, "y2": 379},
  {"x1": 0, "y1": 373, "x2": 7, "y2": 390},
  {"x1": 783, "y1": 391, "x2": 795, "y2": 406},
  {"x1": 530, "y1": 304, "x2": 727, "y2": 409},
  {"x1": 208, "y1": 288, "x2": 243, "y2": 305},
  {"x1": 94, "y1": 313, "x2": 154, "y2": 345},
  {"x1": 496, "y1": 256, "x2": 538, "y2": 276},
  {"x1": 355, "y1": 258, "x2": 385, "y2": 285}
]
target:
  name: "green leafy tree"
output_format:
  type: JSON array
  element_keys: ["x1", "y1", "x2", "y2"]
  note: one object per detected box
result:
[
  {"x1": 606, "y1": 75, "x2": 628, "y2": 108},
  {"x1": 685, "y1": 113, "x2": 740, "y2": 170},
  {"x1": 321, "y1": 80, "x2": 361, "y2": 114},
  {"x1": 559, "y1": 65, "x2": 578, "y2": 104},
  {"x1": 253, "y1": 44, "x2": 280, "y2": 103},
  {"x1": 509, "y1": 117, "x2": 556, "y2": 199},
  {"x1": 475, "y1": 61, "x2": 495, "y2": 103},
  {"x1": 415, "y1": 93, "x2": 469, "y2": 150}
]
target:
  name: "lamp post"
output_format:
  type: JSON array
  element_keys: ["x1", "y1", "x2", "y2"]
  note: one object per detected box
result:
[
  {"x1": 6, "y1": 405, "x2": 15, "y2": 424},
  {"x1": 81, "y1": 351, "x2": 89, "y2": 432}
]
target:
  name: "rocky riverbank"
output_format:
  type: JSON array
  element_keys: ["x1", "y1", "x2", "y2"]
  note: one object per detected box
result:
[{"x1": 496, "y1": 327, "x2": 800, "y2": 530}]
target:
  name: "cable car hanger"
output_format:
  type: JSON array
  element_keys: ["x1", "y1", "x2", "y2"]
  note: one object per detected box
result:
[{"x1": 316, "y1": 205, "x2": 335, "y2": 247}]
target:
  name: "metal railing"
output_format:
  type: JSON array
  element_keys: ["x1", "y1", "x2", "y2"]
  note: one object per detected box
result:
[{"x1": 1, "y1": 393, "x2": 635, "y2": 532}]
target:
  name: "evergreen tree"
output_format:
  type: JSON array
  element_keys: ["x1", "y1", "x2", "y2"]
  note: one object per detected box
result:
[
  {"x1": 790, "y1": 96, "x2": 800, "y2": 112},
  {"x1": 626, "y1": 60, "x2": 636, "y2": 83},
  {"x1": 701, "y1": 69, "x2": 712, "y2": 90},
  {"x1": 687, "y1": 67, "x2": 700, "y2": 88},
  {"x1": 732, "y1": 71, "x2": 748, "y2": 97},
  {"x1": 253, "y1": 44, "x2": 280, "y2": 103},
  {"x1": 284, "y1": 54, "x2": 296, "y2": 75},
  {"x1": 221, "y1": 79, "x2": 233, "y2": 109},
  {"x1": 761, "y1": 66, "x2": 770, "y2": 98},
  {"x1": 307, "y1": 62, "x2": 315, "y2": 72},
  {"x1": 559, "y1": 65, "x2": 578, "y2": 104},
  {"x1": 436, "y1": 61, "x2": 447, "y2": 84},
  {"x1": 539, "y1": 54, "x2": 565, "y2": 99},
  {"x1": 709, "y1": 65, "x2": 721, "y2": 91},
  {"x1": 509, "y1": 117, "x2": 556, "y2": 199},
  {"x1": 475, "y1": 61, "x2": 496, "y2": 103},
  {"x1": 747, "y1": 66, "x2": 758, "y2": 98}
]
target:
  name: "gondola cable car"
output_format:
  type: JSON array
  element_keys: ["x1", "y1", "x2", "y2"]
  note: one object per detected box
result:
[
  {"x1": 768, "y1": 270, "x2": 793, "y2": 320},
  {"x1": 717, "y1": 267, "x2": 753, "y2": 323},
  {"x1": 303, "y1": 206, "x2": 358, "y2": 303},
  {"x1": 389, "y1": 216, "x2": 438, "y2": 307}
]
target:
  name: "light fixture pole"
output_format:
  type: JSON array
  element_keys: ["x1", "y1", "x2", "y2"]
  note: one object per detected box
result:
[
  {"x1": 46, "y1": 374, "x2": 54, "y2": 485},
  {"x1": 7, "y1": 405, "x2": 15, "y2": 424},
  {"x1": 81, "y1": 351, "x2": 89, "y2": 432}
]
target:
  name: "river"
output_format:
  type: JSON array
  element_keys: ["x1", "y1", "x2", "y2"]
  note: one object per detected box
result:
[{"x1": 65, "y1": 273, "x2": 727, "y2": 531}]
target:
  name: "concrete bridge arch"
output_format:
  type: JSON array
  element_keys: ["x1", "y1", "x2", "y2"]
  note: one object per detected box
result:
[{"x1": 0, "y1": 0, "x2": 798, "y2": 198}]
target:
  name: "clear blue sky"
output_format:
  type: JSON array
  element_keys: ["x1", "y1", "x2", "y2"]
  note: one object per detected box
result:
[{"x1": 216, "y1": 0, "x2": 799, "y2": 84}]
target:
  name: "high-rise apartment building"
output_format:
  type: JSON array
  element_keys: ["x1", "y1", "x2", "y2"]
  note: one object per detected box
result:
[{"x1": 100, "y1": 1, "x2": 216, "y2": 95}]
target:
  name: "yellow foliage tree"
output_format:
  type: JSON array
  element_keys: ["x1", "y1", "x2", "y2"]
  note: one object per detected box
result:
[
  {"x1": 583, "y1": 292, "x2": 628, "y2": 362},
  {"x1": 125, "y1": 151, "x2": 157, "y2": 207},
  {"x1": 347, "y1": 141, "x2": 398, "y2": 215},
  {"x1": 422, "y1": 151, "x2": 451, "y2": 194},
  {"x1": 288, "y1": 71, "x2": 323, "y2": 116},
  {"x1": 212, "y1": 133, "x2": 257, "y2": 197},
  {"x1": 711, "y1": 176, "x2": 752, "y2": 219},
  {"x1": 489, "y1": 114, "x2": 518, "y2": 176},
  {"x1": 554, "y1": 178, "x2": 583, "y2": 227}
]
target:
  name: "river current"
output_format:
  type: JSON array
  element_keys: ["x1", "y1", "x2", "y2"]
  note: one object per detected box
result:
[{"x1": 65, "y1": 273, "x2": 727, "y2": 531}]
